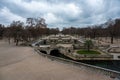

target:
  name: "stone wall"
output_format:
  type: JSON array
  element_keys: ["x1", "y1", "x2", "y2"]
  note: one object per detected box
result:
[{"x1": 35, "y1": 48, "x2": 120, "y2": 79}]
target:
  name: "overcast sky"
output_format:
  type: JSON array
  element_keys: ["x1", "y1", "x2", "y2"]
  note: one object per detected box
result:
[{"x1": 0, "y1": 0, "x2": 120, "y2": 29}]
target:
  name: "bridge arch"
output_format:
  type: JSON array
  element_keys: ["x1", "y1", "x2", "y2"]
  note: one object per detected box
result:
[{"x1": 50, "y1": 49, "x2": 61, "y2": 57}]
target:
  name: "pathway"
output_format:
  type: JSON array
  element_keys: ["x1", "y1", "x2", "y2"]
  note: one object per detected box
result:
[{"x1": 0, "y1": 40, "x2": 113, "y2": 80}]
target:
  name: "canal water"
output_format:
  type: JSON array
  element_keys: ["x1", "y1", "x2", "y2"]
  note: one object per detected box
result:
[
  {"x1": 51, "y1": 51, "x2": 120, "y2": 72},
  {"x1": 78, "y1": 60, "x2": 120, "y2": 72},
  {"x1": 40, "y1": 49, "x2": 120, "y2": 72}
]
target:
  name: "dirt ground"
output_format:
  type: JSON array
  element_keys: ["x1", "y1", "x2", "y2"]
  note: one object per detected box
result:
[{"x1": 0, "y1": 40, "x2": 113, "y2": 80}]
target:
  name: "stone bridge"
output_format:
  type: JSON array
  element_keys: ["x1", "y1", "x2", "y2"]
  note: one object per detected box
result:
[
  {"x1": 36, "y1": 44, "x2": 74, "y2": 57},
  {"x1": 32, "y1": 34, "x2": 82, "y2": 57}
]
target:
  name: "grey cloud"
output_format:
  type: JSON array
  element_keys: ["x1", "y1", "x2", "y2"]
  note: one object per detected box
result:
[{"x1": 0, "y1": 0, "x2": 120, "y2": 29}]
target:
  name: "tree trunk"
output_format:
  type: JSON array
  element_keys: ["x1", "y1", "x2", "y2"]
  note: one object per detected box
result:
[
  {"x1": 16, "y1": 39, "x2": 19, "y2": 46},
  {"x1": 87, "y1": 45, "x2": 90, "y2": 51},
  {"x1": 111, "y1": 36, "x2": 113, "y2": 44}
]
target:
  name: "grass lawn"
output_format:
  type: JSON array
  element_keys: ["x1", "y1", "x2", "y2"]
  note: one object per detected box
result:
[{"x1": 77, "y1": 50, "x2": 101, "y2": 54}]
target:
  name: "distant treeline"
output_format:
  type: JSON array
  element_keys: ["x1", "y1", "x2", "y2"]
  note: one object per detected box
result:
[
  {"x1": 0, "y1": 17, "x2": 59, "y2": 45},
  {"x1": 0, "y1": 18, "x2": 120, "y2": 45},
  {"x1": 62, "y1": 18, "x2": 120, "y2": 44}
]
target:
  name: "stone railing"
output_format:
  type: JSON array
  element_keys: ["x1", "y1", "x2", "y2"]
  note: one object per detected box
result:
[{"x1": 35, "y1": 48, "x2": 120, "y2": 79}]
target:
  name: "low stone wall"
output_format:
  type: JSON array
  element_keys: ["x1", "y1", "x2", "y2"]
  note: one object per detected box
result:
[
  {"x1": 35, "y1": 48, "x2": 120, "y2": 79},
  {"x1": 74, "y1": 54, "x2": 113, "y2": 60},
  {"x1": 63, "y1": 52, "x2": 113, "y2": 60}
]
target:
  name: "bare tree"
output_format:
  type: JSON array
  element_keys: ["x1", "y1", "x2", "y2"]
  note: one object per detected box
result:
[
  {"x1": 10, "y1": 21, "x2": 24, "y2": 45},
  {"x1": 3, "y1": 27, "x2": 12, "y2": 44}
]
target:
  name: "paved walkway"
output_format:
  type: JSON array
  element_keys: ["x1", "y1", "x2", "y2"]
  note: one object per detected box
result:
[{"x1": 0, "y1": 40, "x2": 113, "y2": 80}]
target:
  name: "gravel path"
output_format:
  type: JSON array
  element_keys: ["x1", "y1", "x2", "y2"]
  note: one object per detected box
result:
[{"x1": 0, "y1": 40, "x2": 113, "y2": 80}]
